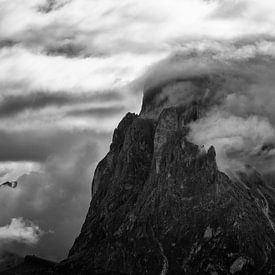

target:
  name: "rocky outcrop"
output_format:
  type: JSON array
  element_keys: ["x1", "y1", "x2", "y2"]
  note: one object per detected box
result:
[
  {"x1": 3, "y1": 76, "x2": 274, "y2": 274},
  {"x1": 57, "y1": 76, "x2": 275, "y2": 274}
]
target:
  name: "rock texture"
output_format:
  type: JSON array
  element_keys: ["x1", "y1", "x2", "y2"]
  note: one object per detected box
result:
[
  {"x1": 57, "y1": 76, "x2": 275, "y2": 274},
  {"x1": 3, "y1": 76, "x2": 275, "y2": 274}
]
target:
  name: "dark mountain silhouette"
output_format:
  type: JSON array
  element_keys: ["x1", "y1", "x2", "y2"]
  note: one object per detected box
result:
[
  {"x1": 0, "y1": 252, "x2": 23, "y2": 273},
  {"x1": 2, "y1": 75, "x2": 275, "y2": 274}
]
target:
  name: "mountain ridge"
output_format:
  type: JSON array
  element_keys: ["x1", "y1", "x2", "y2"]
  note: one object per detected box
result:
[
  {"x1": 2, "y1": 76, "x2": 275, "y2": 274},
  {"x1": 59, "y1": 76, "x2": 275, "y2": 274}
]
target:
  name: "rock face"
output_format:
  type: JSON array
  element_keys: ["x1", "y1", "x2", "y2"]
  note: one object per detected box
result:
[{"x1": 57, "y1": 76, "x2": 275, "y2": 274}]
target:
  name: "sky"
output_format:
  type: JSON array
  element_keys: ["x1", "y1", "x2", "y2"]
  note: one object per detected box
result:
[{"x1": 1, "y1": 0, "x2": 275, "y2": 261}]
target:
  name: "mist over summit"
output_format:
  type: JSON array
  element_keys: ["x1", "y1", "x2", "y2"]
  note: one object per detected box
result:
[
  {"x1": 1, "y1": 1, "x2": 275, "y2": 274},
  {"x1": 141, "y1": 47, "x2": 275, "y2": 177},
  {"x1": 54, "y1": 69, "x2": 275, "y2": 274}
]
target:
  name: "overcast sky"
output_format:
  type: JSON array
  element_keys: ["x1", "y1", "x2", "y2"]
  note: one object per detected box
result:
[{"x1": 1, "y1": 0, "x2": 275, "y2": 261}]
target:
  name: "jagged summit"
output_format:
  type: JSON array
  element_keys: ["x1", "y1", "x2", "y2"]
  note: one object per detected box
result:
[
  {"x1": 58, "y1": 77, "x2": 275, "y2": 274},
  {"x1": 3, "y1": 77, "x2": 275, "y2": 274}
]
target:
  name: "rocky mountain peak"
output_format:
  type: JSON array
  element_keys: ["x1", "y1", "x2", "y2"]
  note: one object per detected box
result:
[
  {"x1": 56, "y1": 77, "x2": 275, "y2": 274},
  {"x1": 4, "y1": 77, "x2": 274, "y2": 274}
]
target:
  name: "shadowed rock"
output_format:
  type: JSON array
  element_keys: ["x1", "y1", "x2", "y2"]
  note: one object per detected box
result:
[
  {"x1": 4, "y1": 77, "x2": 275, "y2": 274},
  {"x1": 58, "y1": 78, "x2": 275, "y2": 274}
]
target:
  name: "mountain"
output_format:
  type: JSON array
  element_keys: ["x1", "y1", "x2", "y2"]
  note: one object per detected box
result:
[
  {"x1": 57, "y1": 76, "x2": 275, "y2": 274},
  {"x1": 0, "y1": 255, "x2": 56, "y2": 275},
  {"x1": 2, "y1": 75, "x2": 275, "y2": 274},
  {"x1": 0, "y1": 252, "x2": 23, "y2": 273}
]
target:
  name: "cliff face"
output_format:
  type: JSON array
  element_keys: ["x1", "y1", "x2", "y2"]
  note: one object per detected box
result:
[{"x1": 59, "y1": 76, "x2": 275, "y2": 275}]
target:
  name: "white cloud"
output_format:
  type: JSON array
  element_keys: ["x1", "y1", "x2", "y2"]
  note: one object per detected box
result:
[
  {"x1": 0, "y1": 47, "x2": 163, "y2": 94},
  {"x1": 0, "y1": 217, "x2": 43, "y2": 245},
  {"x1": 1, "y1": 0, "x2": 275, "y2": 97},
  {"x1": 0, "y1": 135, "x2": 105, "y2": 259},
  {"x1": 189, "y1": 112, "x2": 275, "y2": 171},
  {"x1": 1, "y1": 0, "x2": 275, "y2": 259},
  {"x1": 1, "y1": 0, "x2": 275, "y2": 136},
  {"x1": 2, "y1": 0, "x2": 275, "y2": 48}
]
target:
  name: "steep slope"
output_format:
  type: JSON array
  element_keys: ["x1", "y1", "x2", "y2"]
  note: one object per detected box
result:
[
  {"x1": 57, "y1": 76, "x2": 275, "y2": 274},
  {"x1": 0, "y1": 252, "x2": 23, "y2": 273}
]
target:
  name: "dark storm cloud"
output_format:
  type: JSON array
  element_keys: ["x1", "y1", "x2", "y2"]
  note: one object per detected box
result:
[
  {"x1": 0, "y1": 93, "x2": 72, "y2": 118},
  {"x1": 0, "y1": 124, "x2": 111, "y2": 260},
  {"x1": 37, "y1": 0, "x2": 72, "y2": 14},
  {"x1": 0, "y1": 91, "x2": 123, "y2": 118},
  {"x1": 0, "y1": 129, "x2": 69, "y2": 162},
  {"x1": 1, "y1": 0, "x2": 275, "y2": 265},
  {"x1": 44, "y1": 43, "x2": 85, "y2": 58},
  {"x1": 93, "y1": 91, "x2": 123, "y2": 102},
  {"x1": 0, "y1": 40, "x2": 18, "y2": 49},
  {"x1": 67, "y1": 105, "x2": 125, "y2": 118},
  {"x1": 43, "y1": 41, "x2": 110, "y2": 58},
  {"x1": 0, "y1": 139, "x2": 101, "y2": 260},
  {"x1": 0, "y1": 128, "x2": 109, "y2": 162},
  {"x1": 7, "y1": 21, "x2": 107, "y2": 59}
]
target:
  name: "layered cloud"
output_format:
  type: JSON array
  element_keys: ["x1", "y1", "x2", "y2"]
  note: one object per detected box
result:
[
  {"x1": 2, "y1": 0, "x2": 275, "y2": 135},
  {"x1": 0, "y1": 127, "x2": 110, "y2": 260},
  {"x1": 1, "y1": 0, "x2": 275, "y2": 262},
  {"x1": 139, "y1": 36, "x2": 275, "y2": 175},
  {"x1": 143, "y1": 43, "x2": 275, "y2": 174}
]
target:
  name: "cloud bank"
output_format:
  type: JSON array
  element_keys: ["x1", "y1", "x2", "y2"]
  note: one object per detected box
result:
[
  {"x1": 0, "y1": 128, "x2": 110, "y2": 260},
  {"x1": 1, "y1": 0, "x2": 275, "y2": 262},
  {"x1": 142, "y1": 41, "x2": 275, "y2": 176}
]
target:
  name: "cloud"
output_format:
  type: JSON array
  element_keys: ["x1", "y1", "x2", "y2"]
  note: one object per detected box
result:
[
  {"x1": 0, "y1": 92, "x2": 73, "y2": 118},
  {"x1": 37, "y1": 0, "x2": 72, "y2": 14},
  {"x1": 164, "y1": 49, "x2": 275, "y2": 174},
  {"x1": 44, "y1": 42, "x2": 85, "y2": 58},
  {"x1": 1, "y1": 0, "x2": 275, "y2": 263},
  {"x1": 140, "y1": 39, "x2": 275, "y2": 175},
  {"x1": 2, "y1": 0, "x2": 275, "y2": 136},
  {"x1": 0, "y1": 122, "x2": 111, "y2": 260},
  {"x1": 67, "y1": 105, "x2": 125, "y2": 118},
  {"x1": 0, "y1": 129, "x2": 80, "y2": 162},
  {"x1": 0, "y1": 218, "x2": 43, "y2": 245},
  {"x1": 189, "y1": 112, "x2": 275, "y2": 171},
  {"x1": 142, "y1": 38, "x2": 275, "y2": 95},
  {"x1": 0, "y1": 133, "x2": 108, "y2": 260},
  {"x1": 0, "y1": 91, "x2": 123, "y2": 118},
  {"x1": 1, "y1": 0, "x2": 275, "y2": 107},
  {"x1": 0, "y1": 40, "x2": 18, "y2": 49}
]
